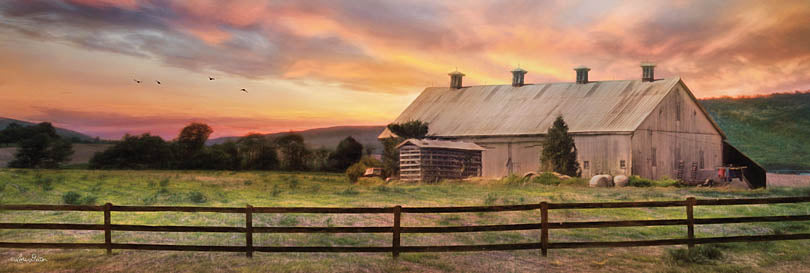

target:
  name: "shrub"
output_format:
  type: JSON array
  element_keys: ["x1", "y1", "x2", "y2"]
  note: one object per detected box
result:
[
  {"x1": 346, "y1": 162, "x2": 367, "y2": 183},
  {"x1": 628, "y1": 175, "x2": 654, "y2": 187},
  {"x1": 667, "y1": 245, "x2": 724, "y2": 265},
  {"x1": 80, "y1": 195, "x2": 98, "y2": 205},
  {"x1": 187, "y1": 191, "x2": 207, "y2": 203},
  {"x1": 62, "y1": 191, "x2": 82, "y2": 205},
  {"x1": 531, "y1": 172, "x2": 562, "y2": 185}
]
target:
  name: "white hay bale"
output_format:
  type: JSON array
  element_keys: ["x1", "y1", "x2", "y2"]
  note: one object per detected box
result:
[
  {"x1": 589, "y1": 175, "x2": 613, "y2": 187},
  {"x1": 614, "y1": 175, "x2": 629, "y2": 187}
]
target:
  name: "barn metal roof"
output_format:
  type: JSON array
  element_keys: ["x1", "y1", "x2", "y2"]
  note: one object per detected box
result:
[
  {"x1": 396, "y1": 138, "x2": 486, "y2": 151},
  {"x1": 379, "y1": 77, "x2": 683, "y2": 138}
]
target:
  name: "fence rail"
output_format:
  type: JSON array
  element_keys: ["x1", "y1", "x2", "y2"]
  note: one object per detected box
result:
[{"x1": 1, "y1": 196, "x2": 810, "y2": 257}]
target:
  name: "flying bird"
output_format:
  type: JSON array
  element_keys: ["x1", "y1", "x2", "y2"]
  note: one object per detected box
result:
[
  {"x1": 155, "y1": 80, "x2": 161, "y2": 85},
  {"x1": 209, "y1": 77, "x2": 215, "y2": 80},
  {"x1": 133, "y1": 79, "x2": 141, "y2": 84},
  {"x1": 240, "y1": 88, "x2": 248, "y2": 93}
]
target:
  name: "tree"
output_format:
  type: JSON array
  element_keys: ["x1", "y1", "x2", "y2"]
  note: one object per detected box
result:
[
  {"x1": 328, "y1": 136, "x2": 364, "y2": 171},
  {"x1": 380, "y1": 120, "x2": 429, "y2": 178},
  {"x1": 386, "y1": 120, "x2": 429, "y2": 139},
  {"x1": 0, "y1": 123, "x2": 24, "y2": 147},
  {"x1": 177, "y1": 122, "x2": 213, "y2": 159},
  {"x1": 275, "y1": 134, "x2": 310, "y2": 171},
  {"x1": 540, "y1": 116, "x2": 581, "y2": 177},
  {"x1": 238, "y1": 134, "x2": 278, "y2": 170},
  {"x1": 7, "y1": 122, "x2": 73, "y2": 168},
  {"x1": 89, "y1": 133, "x2": 173, "y2": 169}
]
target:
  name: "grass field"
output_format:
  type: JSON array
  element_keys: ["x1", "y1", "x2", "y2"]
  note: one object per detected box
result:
[{"x1": 1, "y1": 169, "x2": 810, "y2": 273}]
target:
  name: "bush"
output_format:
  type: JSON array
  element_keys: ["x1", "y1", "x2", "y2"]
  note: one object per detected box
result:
[
  {"x1": 80, "y1": 195, "x2": 98, "y2": 205},
  {"x1": 667, "y1": 245, "x2": 724, "y2": 265},
  {"x1": 531, "y1": 172, "x2": 562, "y2": 185},
  {"x1": 187, "y1": 191, "x2": 207, "y2": 203},
  {"x1": 346, "y1": 162, "x2": 367, "y2": 183},
  {"x1": 628, "y1": 175, "x2": 654, "y2": 187},
  {"x1": 62, "y1": 191, "x2": 82, "y2": 205}
]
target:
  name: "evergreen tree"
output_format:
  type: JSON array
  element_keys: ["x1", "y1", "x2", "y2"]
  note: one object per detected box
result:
[
  {"x1": 541, "y1": 116, "x2": 581, "y2": 177},
  {"x1": 8, "y1": 123, "x2": 73, "y2": 168},
  {"x1": 328, "y1": 136, "x2": 363, "y2": 171}
]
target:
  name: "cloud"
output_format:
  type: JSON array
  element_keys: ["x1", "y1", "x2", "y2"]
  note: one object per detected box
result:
[{"x1": 2, "y1": 0, "x2": 810, "y2": 97}]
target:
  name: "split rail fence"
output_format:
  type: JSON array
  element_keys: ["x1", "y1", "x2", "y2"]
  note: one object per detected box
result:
[{"x1": 1, "y1": 196, "x2": 810, "y2": 258}]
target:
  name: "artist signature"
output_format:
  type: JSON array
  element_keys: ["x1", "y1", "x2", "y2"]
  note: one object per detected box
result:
[{"x1": 9, "y1": 254, "x2": 48, "y2": 263}]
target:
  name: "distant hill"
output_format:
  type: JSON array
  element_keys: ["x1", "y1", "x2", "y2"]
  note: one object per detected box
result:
[
  {"x1": 700, "y1": 91, "x2": 810, "y2": 170},
  {"x1": 0, "y1": 117, "x2": 96, "y2": 142},
  {"x1": 208, "y1": 125, "x2": 386, "y2": 153}
]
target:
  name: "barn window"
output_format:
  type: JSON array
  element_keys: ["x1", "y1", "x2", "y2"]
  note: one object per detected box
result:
[
  {"x1": 583, "y1": 161, "x2": 590, "y2": 169},
  {"x1": 699, "y1": 150, "x2": 705, "y2": 169},
  {"x1": 651, "y1": 148, "x2": 657, "y2": 167},
  {"x1": 620, "y1": 160, "x2": 626, "y2": 169}
]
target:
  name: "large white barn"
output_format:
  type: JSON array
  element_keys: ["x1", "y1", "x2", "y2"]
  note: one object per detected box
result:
[{"x1": 379, "y1": 64, "x2": 766, "y2": 187}]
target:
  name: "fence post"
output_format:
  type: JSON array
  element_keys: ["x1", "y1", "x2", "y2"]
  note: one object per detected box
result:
[
  {"x1": 540, "y1": 201, "x2": 549, "y2": 257},
  {"x1": 246, "y1": 205, "x2": 253, "y2": 258},
  {"x1": 392, "y1": 205, "x2": 402, "y2": 258},
  {"x1": 104, "y1": 203, "x2": 112, "y2": 256},
  {"x1": 686, "y1": 197, "x2": 696, "y2": 249}
]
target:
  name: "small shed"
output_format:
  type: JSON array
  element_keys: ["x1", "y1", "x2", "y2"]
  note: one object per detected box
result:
[{"x1": 397, "y1": 139, "x2": 485, "y2": 182}]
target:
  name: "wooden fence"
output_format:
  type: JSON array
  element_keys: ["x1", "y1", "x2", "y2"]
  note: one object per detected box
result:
[{"x1": 1, "y1": 196, "x2": 810, "y2": 258}]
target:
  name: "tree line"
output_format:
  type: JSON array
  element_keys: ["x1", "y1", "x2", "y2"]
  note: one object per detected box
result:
[
  {"x1": 0, "y1": 122, "x2": 74, "y2": 168},
  {"x1": 87, "y1": 122, "x2": 368, "y2": 172}
]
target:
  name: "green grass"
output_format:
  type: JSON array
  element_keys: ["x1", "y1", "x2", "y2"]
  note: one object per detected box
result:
[
  {"x1": 0, "y1": 169, "x2": 809, "y2": 272},
  {"x1": 701, "y1": 92, "x2": 810, "y2": 170}
]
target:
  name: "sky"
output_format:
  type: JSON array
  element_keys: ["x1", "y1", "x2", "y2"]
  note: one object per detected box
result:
[{"x1": 1, "y1": 0, "x2": 809, "y2": 139}]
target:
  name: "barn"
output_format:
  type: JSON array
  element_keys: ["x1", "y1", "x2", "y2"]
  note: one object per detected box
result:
[{"x1": 379, "y1": 64, "x2": 766, "y2": 188}]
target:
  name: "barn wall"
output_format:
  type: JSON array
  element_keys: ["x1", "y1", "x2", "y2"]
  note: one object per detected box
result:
[
  {"x1": 574, "y1": 134, "x2": 632, "y2": 178},
  {"x1": 453, "y1": 136, "x2": 544, "y2": 178},
  {"x1": 449, "y1": 134, "x2": 631, "y2": 178},
  {"x1": 632, "y1": 83, "x2": 723, "y2": 180}
]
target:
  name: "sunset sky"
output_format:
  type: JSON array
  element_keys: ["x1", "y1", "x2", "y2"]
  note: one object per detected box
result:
[{"x1": 1, "y1": 0, "x2": 809, "y2": 139}]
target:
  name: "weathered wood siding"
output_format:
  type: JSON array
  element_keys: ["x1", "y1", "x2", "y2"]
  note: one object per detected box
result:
[
  {"x1": 452, "y1": 134, "x2": 631, "y2": 178},
  {"x1": 631, "y1": 82, "x2": 723, "y2": 180},
  {"x1": 574, "y1": 134, "x2": 632, "y2": 178}
]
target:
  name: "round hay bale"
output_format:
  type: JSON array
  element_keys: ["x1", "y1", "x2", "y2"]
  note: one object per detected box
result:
[
  {"x1": 614, "y1": 175, "x2": 629, "y2": 187},
  {"x1": 589, "y1": 175, "x2": 613, "y2": 187}
]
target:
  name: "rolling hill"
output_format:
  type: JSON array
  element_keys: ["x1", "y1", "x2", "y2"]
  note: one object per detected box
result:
[
  {"x1": 0, "y1": 117, "x2": 96, "y2": 142},
  {"x1": 208, "y1": 125, "x2": 386, "y2": 153},
  {"x1": 700, "y1": 91, "x2": 810, "y2": 171}
]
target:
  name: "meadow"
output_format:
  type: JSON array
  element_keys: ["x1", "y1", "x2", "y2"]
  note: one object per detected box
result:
[{"x1": 1, "y1": 169, "x2": 810, "y2": 273}]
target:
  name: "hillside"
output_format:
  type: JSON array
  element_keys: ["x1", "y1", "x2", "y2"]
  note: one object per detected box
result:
[
  {"x1": 0, "y1": 117, "x2": 96, "y2": 142},
  {"x1": 208, "y1": 125, "x2": 386, "y2": 153},
  {"x1": 700, "y1": 91, "x2": 810, "y2": 171}
]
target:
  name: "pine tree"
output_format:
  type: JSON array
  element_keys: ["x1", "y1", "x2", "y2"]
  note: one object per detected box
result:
[{"x1": 541, "y1": 116, "x2": 581, "y2": 177}]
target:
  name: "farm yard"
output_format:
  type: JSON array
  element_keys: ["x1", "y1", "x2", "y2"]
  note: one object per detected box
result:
[{"x1": 1, "y1": 169, "x2": 810, "y2": 272}]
